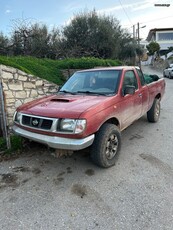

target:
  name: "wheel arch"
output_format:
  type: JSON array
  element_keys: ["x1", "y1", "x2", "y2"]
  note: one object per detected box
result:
[
  {"x1": 98, "y1": 117, "x2": 120, "y2": 131},
  {"x1": 147, "y1": 93, "x2": 161, "y2": 112}
]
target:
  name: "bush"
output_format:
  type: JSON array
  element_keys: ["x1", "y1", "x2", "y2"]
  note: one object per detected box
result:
[{"x1": 57, "y1": 57, "x2": 122, "y2": 69}]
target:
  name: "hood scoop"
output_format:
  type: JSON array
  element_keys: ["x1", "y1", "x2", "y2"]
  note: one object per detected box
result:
[{"x1": 50, "y1": 98, "x2": 71, "y2": 103}]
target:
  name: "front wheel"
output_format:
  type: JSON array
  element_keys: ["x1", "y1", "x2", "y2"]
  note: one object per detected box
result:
[
  {"x1": 147, "y1": 98, "x2": 160, "y2": 122},
  {"x1": 91, "y1": 123, "x2": 121, "y2": 168}
]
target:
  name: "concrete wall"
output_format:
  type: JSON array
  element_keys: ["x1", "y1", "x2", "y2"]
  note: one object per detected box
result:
[{"x1": 0, "y1": 64, "x2": 59, "y2": 129}]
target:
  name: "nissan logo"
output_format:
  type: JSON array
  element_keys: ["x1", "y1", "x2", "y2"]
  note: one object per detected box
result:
[{"x1": 32, "y1": 119, "x2": 39, "y2": 126}]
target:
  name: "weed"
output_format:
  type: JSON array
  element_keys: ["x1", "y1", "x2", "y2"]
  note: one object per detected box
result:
[{"x1": 0, "y1": 135, "x2": 23, "y2": 155}]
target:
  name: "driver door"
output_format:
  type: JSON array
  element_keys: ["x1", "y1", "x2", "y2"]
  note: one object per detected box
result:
[{"x1": 120, "y1": 70, "x2": 142, "y2": 129}]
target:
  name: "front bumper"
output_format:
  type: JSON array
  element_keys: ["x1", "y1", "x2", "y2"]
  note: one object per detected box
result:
[{"x1": 13, "y1": 125, "x2": 95, "y2": 150}]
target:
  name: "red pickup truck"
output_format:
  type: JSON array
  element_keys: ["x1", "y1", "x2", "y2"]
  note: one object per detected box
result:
[{"x1": 13, "y1": 66, "x2": 165, "y2": 167}]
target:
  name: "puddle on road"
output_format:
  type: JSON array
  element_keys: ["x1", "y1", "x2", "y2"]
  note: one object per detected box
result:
[
  {"x1": 71, "y1": 184, "x2": 87, "y2": 198},
  {"x1": 85, "y1": 169, "x2": 95, "y2": 176},
  {"x1": 0, "y1": 165, "x2": 42, "y2": 191},
  {"x1": 66, "y1": 167, "x2": 72, "y2": 174},
  {"x1": 58, "y1": 171, "x2": 66, "y2": 177},
  {"x1": 12, "y1": 166, "x2": 30, "y2": 173},
  {"x1": 53, "y1": 177, "x2": 64, "y2": 185},
  {"x1": 32, "y1": 168, "x2": 41, "y2": 175},
  {"x1": 129, "y1": 134, "x2": 144, "y2": 140},
  {"x1": 0, "y1": 173, "x2": 19, "y2": 189},
  {"x1": 140, "y1": 153, "x2": 173, "y2": 174},
  {"x1": 12, "y1": 166, "x2": 41, "y2": 175}
]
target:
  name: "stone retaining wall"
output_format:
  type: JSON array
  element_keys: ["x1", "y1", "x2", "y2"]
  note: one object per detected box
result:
[{"x1": 0, "y1": 64, "x2": 59, "y2": 129}]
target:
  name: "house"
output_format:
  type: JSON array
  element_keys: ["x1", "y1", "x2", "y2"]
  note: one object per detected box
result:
[{"x1": 146, "y1": 28, "x2": 173, "y2": 55}]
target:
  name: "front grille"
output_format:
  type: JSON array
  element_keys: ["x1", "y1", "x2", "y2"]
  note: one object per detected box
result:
[
  {"x1": 22, "y1": 115, "x2": 53, "y2": 130},
  {"x1": 41, "y1": 119, "x2": 53, "y2": 130}
]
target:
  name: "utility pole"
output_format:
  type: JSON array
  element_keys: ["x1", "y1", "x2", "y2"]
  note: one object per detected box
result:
[
  {"x1": 137, "y1": 22, "x2": 140, "y2": 45},
  {"x1": 133, "y1": 25, "x2": 136, "y2": 39},
  {"x1": 137, "y1": 22, "x2": 141, "y2": 68}
]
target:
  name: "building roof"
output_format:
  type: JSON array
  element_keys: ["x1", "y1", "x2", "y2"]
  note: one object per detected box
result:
[{"x1": 147, "y1": 28, "x2": 173, "y2": 41}]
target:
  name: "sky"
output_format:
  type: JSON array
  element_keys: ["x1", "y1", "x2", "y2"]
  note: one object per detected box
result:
[{"x1": 0, "y1": 0, "x2": 172, "y2": 40}]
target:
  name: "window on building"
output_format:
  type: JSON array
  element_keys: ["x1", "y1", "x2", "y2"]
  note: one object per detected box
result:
[{"x1": 157, "y1": 32, "x2": 173, "y2": 41}]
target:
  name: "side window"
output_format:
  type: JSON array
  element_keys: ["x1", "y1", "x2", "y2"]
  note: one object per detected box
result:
[
  {"x1": 136, "y1": 68, "x2": 146, "y2": 86},
  {"x1": 123, "y1": 70, "x2": 138, "y2": 90}
]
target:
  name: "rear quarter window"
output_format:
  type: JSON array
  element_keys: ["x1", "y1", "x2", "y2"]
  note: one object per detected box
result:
[{"x1": 136, "y1": 68, "x2": 146, "y2": 86}]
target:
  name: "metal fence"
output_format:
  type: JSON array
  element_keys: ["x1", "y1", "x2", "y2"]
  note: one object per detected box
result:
[
  {"x1": 0, "y1": 75, "x2": 11, "y2": 149},
  {"x1": 0, "y1": 81, "x2": 4, "y2": 137}
]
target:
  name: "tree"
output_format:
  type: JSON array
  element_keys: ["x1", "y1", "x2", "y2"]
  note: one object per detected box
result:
[
  {"x1": 47, "y1": 27, "x2": 62, "y2": 59},
  {"x1": 62, "y1": 10, "x2": 132, "y2": 59},
  {"x1": 30, "y1": 23, "x2": 51, "y2": 58},
  {"x1": 0, "y1": 13, "x2": 137, "y2": 61},
  {"x1": 0, "y1": 33, "x2": 9, "y2": 55},
  {"x1": 146, "y1": 41, "x2": 160, "y2": 55},
  {"x1": 9, "y1": 19, "x2": 62, "y2": 58},
  {"x1": 9, "y1": 18, "x2": 33, "y2": 55}
]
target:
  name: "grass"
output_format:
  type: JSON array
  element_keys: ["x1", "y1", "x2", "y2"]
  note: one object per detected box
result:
[
  {"x1": 0, "y1": 135, "x2": 23, "y2": 155},
  {"x1": 0, "y1": 56, "x2": 122, "y2": 85},
  {"x1": 0, "y1": 56, "x2": 64, "y2": 84}
]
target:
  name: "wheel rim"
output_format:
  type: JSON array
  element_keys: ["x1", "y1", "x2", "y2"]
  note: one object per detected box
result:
[
  {"x1": 105, "y1": 134, "x2": 118, "y2": 160},
  {"x1": 155, "y1": 101, "x2": 160, "y2": 118}
]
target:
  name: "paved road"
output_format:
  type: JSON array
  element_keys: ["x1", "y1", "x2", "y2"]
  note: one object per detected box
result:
[{"x1": 0, "y1": 66, "x2": 173, "y2": 230}]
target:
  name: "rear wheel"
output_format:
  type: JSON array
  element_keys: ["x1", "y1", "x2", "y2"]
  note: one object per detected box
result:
[
  {"x1": 147, "y1": 98, "x2": 160, "y2": 122},
  {"x1": 91, "y1": 123, "x2": 121, "y2": 168}
]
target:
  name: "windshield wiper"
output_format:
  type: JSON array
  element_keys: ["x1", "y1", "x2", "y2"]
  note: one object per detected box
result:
[
  {"x1": 77, "y1": 90, "x2": 107, "y2": 96},
  {"x1": 59, "y1": 90, "x2": 77, "y2": 95}
]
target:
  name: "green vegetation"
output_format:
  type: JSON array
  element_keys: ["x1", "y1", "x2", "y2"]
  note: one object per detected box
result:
[
  {"x1": 0, "y1": 135, "x2": 23, "y2": 154},
  {"x1": 0, "y1": 10, "x2": 141, "y2": 63},
  {"x1": 0, "y1": 56, "x2": 64, "y2": 84},
  {"x1": 56, "y1": 57, "x2": 122, "y2": 69},
  {"x1": 0, "y1": 56, "x2": 121, "y2": 84},
  {"x1": 146, "y1": 42, "x2": 160, "y2": 56}
]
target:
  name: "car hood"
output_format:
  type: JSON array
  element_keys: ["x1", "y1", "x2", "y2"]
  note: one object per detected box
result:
[{"x1": 18, "y1": 94, "x2": 111, "y2": 118}]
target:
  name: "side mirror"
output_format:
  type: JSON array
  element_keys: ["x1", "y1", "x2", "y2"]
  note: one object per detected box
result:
[{"x1": 123, "y1": 85, "x2": 135, "y2": 96}]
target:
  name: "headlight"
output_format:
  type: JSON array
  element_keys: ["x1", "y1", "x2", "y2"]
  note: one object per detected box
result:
[
  {"x1": 59, "y1": 119, "x2": 86, "y2": 133},
  {"x1": 75, "y1": 120, "x2": 87, "y2": 134},
  {"x1": 13, "y1": 112, "x2": 22, "y2": 123}
]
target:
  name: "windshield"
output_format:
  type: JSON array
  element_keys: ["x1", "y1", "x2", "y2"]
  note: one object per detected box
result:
[{"x1": 59, "y1": 70, "x2": 121, "y2": 96}]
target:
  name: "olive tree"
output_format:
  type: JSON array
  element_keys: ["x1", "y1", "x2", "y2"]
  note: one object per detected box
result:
[
  {"x1": 0, "y1": 33, "x2": 10, "y2": 55},
  {"x1": 62, "y1": 10, "x2": 132, "y2": 59}
]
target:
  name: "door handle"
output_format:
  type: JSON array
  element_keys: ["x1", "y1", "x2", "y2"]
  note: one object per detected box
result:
[{"x1": 138, "y1": 93, "x2": 142, "y2": 97}]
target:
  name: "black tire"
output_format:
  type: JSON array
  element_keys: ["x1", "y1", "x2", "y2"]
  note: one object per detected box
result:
[
  {"x1": 91, "y1": 123, "x2": 121, "y2": 168},
  {"x1": 147, "y1": 98, "x2": 160, "y2": 122},
  {"x1": 169, "y1": 73, "x2": 173, "y2": 79}
]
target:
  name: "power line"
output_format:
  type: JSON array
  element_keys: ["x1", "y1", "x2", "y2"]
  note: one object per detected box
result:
[
  {"x1": 118, "y1": 0, "x2": 133, "y2": 26},
  {"x1": 124, "y1": 15, "x2": 173, "y2": 28},
  {"x1": 140, "y1": 15, "x2": 173, "y2": 25}
]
